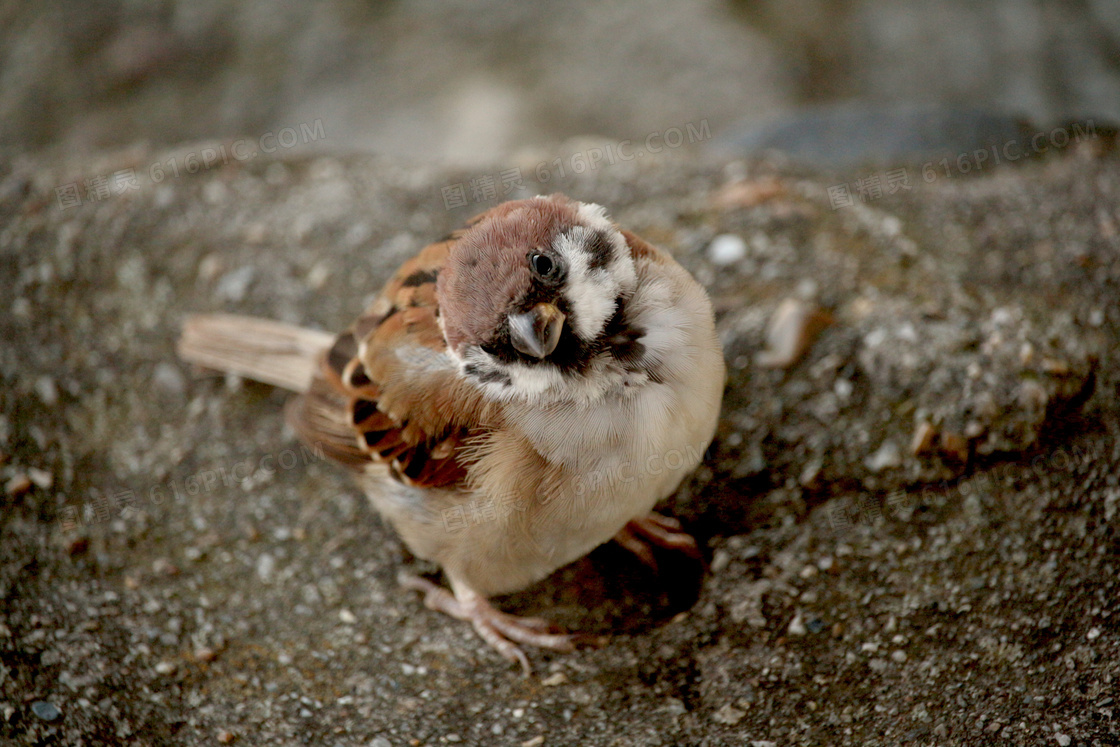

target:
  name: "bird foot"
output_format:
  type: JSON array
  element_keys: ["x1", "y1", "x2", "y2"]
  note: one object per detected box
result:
[
  {"x1": 398, "y1": 572, "x2": 604, "y2": 675},
  {"x1": 613, "y1": 512, "x2": 702, "y2": 571}
]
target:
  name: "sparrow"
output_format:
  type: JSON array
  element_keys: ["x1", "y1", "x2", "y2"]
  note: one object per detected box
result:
[{"x1": 178, "y1": 193, "x2": 726, "y2": 673}]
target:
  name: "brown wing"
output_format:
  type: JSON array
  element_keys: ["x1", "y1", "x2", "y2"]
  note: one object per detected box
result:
[{"x1": 286, "y1": 230, "x2": 498, "y2": 489}]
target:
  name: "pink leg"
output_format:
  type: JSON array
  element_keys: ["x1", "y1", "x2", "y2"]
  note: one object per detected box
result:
[
  {"x1": 613, "y1": 512, "x2": 702, "y2": 571},
  {"x1": 398, "y1": 572, "x2": 605, "y2": 675}
]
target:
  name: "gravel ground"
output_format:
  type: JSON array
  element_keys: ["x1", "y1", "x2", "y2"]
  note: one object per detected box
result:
[{"x1": 2, "y1": 139, "x2": 1119, "y2": 745}]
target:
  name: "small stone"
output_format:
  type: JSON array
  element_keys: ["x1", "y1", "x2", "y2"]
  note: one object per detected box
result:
[
  {"x1": 891, "y1": 649, "x2": 907, "y2": 663},
  {"x1": 194, "y1": 647, "x2": 218, "y2": 662},
  {"x1": 708, "y1": 234, "x2": 747, "y2": 265},
  {"x1": 12, "y1": 297, "x2": 31, "y2": 318},
  {"x1": 1087, "y1": 627, "x2": 1101, "y2": 641},
  {"x1": 910, "y1": 421, "x2": 938, "y2": 456},
  {"x1": 1055, "y1": 734, "x2": 1071, "y2": 746},
  {"x1": 31, "y1": 701, "x2": 61, "y2": 722},
  {"x1": 788, "y1": 614, "x2": 807, "y2": 636},
  {"x1": 756, "y1": 298, "x2": 832, "y2": 369},
  {"x1": 710, "y1": 549, "x2": 731, "y2": 573},
  {"x1": 446, "y1": 734, "x2": 461, "y2": 743},
  {"x1": 198, "y1": 254, "x2": 224, "y2": 282},
  {"x1": 34, "y1": 376, "x2": 59, "y2": 405},
  {"x1": 153, "y1": 362, "x2": 187, "y2": 395},
  {"x1": 155, "y1": 661, "x2": 177, "y2": 675},
  {"x1": 521, "y1": 737, "x2": 545, "y2": 747},
  {"x1": 217, "y1": 730, "x2": 237, "y2": 743},
  {"x1": 339, "y1": 609, "x2": 357, "y2": 625},
  {"x1": 215, "y1": 266, "x2": 256, "y2": 303},
  {"x1": 750, "y1": 742, "x2": 778, "y2": 747},
  {"x1": 256, "y1": 553, "x2": 275, "y2": 583},
  {"x1": 5, "y1": 474, "x2": 32, "y2": 498},
  {"x1": 307, "y1": 261, "x2": 332, "y2": 290},
  {"x1": 807, "y1": 618, "x2": 825, "y2": 634},
  {"x1": 865, "y1": 440, "x2": 902, "y2": 473},
  {"x1": 712, "y1": 703, "x2": 746, "y2": 725},
  {"x1": 27, "y1": 468, "x2": 53, "y2": 490},
  {"x1": 540, "y1": 672, "x2": 568, "y2": 687}
]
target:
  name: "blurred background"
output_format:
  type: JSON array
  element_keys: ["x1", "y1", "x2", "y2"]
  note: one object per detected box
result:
[{"x1": 1, "y1": 0, "x2": 1118, "y2": 167}]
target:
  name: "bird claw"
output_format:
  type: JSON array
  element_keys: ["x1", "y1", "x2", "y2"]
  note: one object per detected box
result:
[
  {"x1": 613, "y1": 512, "x2": 702, "y2": 571},
  {"x1": 398, "y1": 571, "x2": 597, "y2": 676}
]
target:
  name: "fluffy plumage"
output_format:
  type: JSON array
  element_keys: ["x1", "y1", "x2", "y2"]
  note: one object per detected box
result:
[{"x1": 178, "y1": 194, "x2": 725, "y2": 673}]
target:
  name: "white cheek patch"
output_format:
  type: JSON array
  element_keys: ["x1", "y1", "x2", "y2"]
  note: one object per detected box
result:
[
  {"x1": 554, "y1": 216, "x2": 636, "y2": 343},
  {"x1": 556, "y1": 234, "x2": 616, "y2": 341}
]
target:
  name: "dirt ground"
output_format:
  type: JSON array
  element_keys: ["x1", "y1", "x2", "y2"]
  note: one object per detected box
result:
[{"x1": 2, "y1": 137, "x2": 1119, "y2": 745}]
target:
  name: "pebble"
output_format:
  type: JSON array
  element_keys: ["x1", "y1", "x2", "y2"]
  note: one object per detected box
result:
[
  {"x1": 540, "y1": 672, "x2": 568, "y2": 686},
  {"x1": 708, "y1": 234, "x2": 747, "y2": 265},
  {"x1": 153, "y1": 362, "x2": 187, "y2": 395},
  {"x1": 217, "y1": 730, "x2": 236, "y2": 743},
  {"x1": 35, "y1": 375, "x2": 59, "y2": 405},
  {"x1": 755, "y1": 298, "x2": 832, "y2": 369},
  {"x1": 891, "y1": 649, "x2": 907, "y2": 663},
  {"x1": 155, "y1": 661, "x2": 177, "y2": 675},
  {"x1": 5, "y1": 474, "x2": 32, "y2": 498},
  {"x1": 27, "y1": 468, "x2": 53, "y2": 489},
  {"x1": 339, "y1": 609, "x2": 358, "y2": 625},
  {"x1": 910, "y1": 421, "x2": 938, "y2": 456},
  {"x1": 31, "y1": 701, "x2": 61, "y2": 721},
  {"x1": 256, "y1": 553, "x2": 276, "y2": 583},
  {"x1": 215, "y1": 266, "x2": 256, "y2": 303},
  {"x1": 865, "y1": 440, "x2": 902, "y2": 472},
  {"x1": 1087, "y1": 627, "x2": 1101, "y2": 641},
  {"x1": 1055, "y1": 734, "x2": 1071, "y2": 746},
  {"x1": 712, "y1": 703, "x2": 746, "y2": 725},
  {"x1": 194, "y1": 646, "x2": 218, "y2": 662},
  {"x1": 788, "y1": 614, "x2": 807, "y2": 636},
  {"x1": 521, "y1": 737, "x2": 545, "y2": 747},
  {"x1": 710, "y1": 548, "x2": 731, "y2": 573}
]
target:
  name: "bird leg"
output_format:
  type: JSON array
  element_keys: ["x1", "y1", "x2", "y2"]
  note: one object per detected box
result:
[
  {"x1": 613, "y1": 512, "x2": 702, "y2": 571},
  {"x1": 398, "y1": 572, "x2": 601, "y2": 675}
]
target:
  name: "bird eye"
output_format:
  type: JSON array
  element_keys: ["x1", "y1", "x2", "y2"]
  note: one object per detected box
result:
[{"x1": 529, "y1": 253, "x2": 555, "y2": 278}]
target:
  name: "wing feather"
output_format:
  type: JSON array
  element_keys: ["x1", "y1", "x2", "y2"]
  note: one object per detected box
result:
[{"x1": 287, "y1": 225, "x2": 501, "y2": 489}]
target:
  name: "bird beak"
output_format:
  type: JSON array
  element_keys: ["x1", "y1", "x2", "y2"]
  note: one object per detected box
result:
[{"x1": 508, "y1": 303, "x2": 565, "y2": 359}]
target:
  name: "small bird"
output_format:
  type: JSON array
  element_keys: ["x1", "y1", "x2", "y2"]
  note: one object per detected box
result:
[{"x1": 178, "y1": 194, "x2": 725, "y2": 673}]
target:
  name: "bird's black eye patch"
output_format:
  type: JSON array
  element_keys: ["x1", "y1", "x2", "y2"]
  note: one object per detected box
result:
[
  {"x1": 528, "y1": 252, "x2": 564, "y2": 284},
  {"x1": 585, "y1": 231, "x2": 613, "y2": 270}
]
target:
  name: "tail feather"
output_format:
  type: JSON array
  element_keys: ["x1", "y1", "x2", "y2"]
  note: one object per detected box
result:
[{"x1": 177, "y1": 314, "x2": 334, "y2": 392}]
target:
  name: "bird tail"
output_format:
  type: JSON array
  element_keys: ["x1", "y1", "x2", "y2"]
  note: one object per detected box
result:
[{"x1": 177, "y1": 314, "x2": 335, "y2": 393}]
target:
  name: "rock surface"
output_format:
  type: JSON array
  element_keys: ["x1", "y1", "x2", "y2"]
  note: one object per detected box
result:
[{"x1": 2, "y1": 142, "x2": 1120, "y2": 745}]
